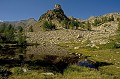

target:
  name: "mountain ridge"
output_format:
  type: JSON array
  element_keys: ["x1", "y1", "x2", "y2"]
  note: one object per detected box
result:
[
  {"x1": 34, "y1": 4, "x2": 120, "y2": 31},
  {"x1": 0, "y1": 4, "x2": 120, "y2": 32}
]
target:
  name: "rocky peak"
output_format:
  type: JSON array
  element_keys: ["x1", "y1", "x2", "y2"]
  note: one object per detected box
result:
[
  {"x1": 37, "y1": 4, "x2": 69, "y2": 29},
  {"x1": 39, "y1": 4, "x2": 67, "y2": 21},
  {"x1": 54, "y1": 4, "x2": 61, "y2": 10}
]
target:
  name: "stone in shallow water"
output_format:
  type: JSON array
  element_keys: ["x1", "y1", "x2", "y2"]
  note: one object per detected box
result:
[
  {"x1": 74, "y1": 46, "x2": 79, "y2": 49},
  {"x1": 41, "y1": 72, "x2": 54, "y2": 75}
]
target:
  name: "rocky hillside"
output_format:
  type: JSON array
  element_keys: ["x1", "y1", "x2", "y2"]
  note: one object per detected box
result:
[
  {"x1": 26, "y1": 4, "x2": 120, "y2": 47},
  {"x1": 26, "y1": 13, "x2": 119, "y2": 45}
]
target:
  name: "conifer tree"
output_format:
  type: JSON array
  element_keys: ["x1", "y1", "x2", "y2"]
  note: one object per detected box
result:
[
  {"x1": 86, "y1": 21, "x2": 91, "y2": 31},
  {"x1": 28, "y1": 25, "x2": 34, "y2": 32}
]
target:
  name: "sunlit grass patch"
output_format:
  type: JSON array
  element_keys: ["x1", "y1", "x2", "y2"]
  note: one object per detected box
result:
[{"x1": 62, "y1": 65, "x2": 113, "y2": 79}]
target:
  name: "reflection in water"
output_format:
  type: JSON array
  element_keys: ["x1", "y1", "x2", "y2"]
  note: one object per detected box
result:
[
  {"x1": 0, "y1": 44, "x2": 73, "y2": 78},
  {"x1": 78, "y1": 59, "x2": 96, "y2": 68},
  {"x1": 0, "y1": 44, "x2": 112, "y2": 78}
]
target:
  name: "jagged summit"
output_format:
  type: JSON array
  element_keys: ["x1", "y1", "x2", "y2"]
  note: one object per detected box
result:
[{"x1": 39, "y1": 4, "x2": 68, "y2": 21}]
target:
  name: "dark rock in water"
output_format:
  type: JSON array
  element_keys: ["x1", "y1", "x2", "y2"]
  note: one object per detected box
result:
[
  {"x1": 19, "y1": 55, "x2": 24, "y2": 61},
  {"x1": 77, "y1": 59, "x2": 97, "y2": 68}
]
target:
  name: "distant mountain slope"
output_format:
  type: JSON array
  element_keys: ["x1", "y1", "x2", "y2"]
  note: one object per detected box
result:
[
  {"x1": 0, "y1": 18, "x2": 37, "y2": 27},
  {"x1": 88, "y1": 13, "x2": 120, "y2": 23}
]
